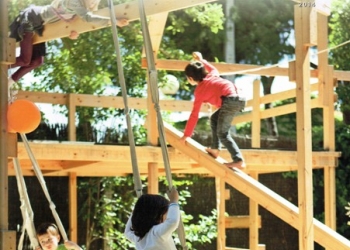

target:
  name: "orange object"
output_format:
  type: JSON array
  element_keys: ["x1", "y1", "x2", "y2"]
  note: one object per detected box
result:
[{"x1": 7, "y1": 100, "x2": 41, "y2": 133}]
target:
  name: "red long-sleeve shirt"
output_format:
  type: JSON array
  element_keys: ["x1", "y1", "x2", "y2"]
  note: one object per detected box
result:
[{"x1": 184, "y1": 60, "x2": 240, "y2": 137}]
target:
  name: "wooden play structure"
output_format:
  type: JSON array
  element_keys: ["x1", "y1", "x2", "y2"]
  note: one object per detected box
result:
[{"x1": 1, "y1": 0, "x2": 350, "y2": 249}]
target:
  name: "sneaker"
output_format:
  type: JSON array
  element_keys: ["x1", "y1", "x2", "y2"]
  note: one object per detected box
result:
[
  {"x1": 224, "y1": 161, "x2": 246, "y2": 170},
  {"x1": 206, "y1": 148, "x2": 220, "y2": 158}
]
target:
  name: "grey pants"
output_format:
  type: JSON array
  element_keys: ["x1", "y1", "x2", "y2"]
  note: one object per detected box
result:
[{"x1": 210, "y1": 96, "x2": 246, "y2": 162}]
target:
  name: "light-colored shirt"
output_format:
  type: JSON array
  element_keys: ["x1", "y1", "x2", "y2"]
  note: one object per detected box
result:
[
  {"x1": 40, "y1": 0, "x2": 110, "y2": 25},
  {"x1": 124, "y1": 205, "x2": 180, "y2": 250}
]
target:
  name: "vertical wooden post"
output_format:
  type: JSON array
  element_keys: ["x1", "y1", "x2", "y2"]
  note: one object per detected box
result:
[
  {"x1": 294, "y1": 5, "x2": 314, "y2": 250},
  {"x1": 249, "y1": 172, "x2": 259, "y2": 250},
  {"x1": 68, "y1": 94, "x2": 76, "y2": 141},
  {"x1": 316, "y1": 7, "x2": 336, "y2": 234},
  {"x1": 323, "y1": 65, "x2": 336, "y2": 233},
  {"x1": 250, "y1": 79, "x2": 261, "y2": 250},
  {"x1": 252, "y1": 79, "x2": 261, "y2": 148},
  {"x1": 69, "y1": 172, "x2": 78, "y2": 242},
  {"x1": 0, "y1": 0, "x2": 16, "y2": 248},
  {"x1": 147, "y1": 163, "x2": 159, "y2": 194},
  {"x1": 215, "y1": 177, "x2": 226, "y2": 250},
  {"x1": 145, "y1": 13, "x2": 168, "y2": 146}
]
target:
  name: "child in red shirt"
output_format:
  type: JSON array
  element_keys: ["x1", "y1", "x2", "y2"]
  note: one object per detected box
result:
[{"x1": 180, "y1": 52, "x2": 246, "y2": 169}]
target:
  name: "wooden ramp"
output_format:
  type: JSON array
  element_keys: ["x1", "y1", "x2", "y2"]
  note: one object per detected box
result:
[
  {"x1": 164, "y1": 123, "x2": 350, "y2": 250},
  {"x1": 32, "y1": 0, "x2": 217, "y2": 44}
]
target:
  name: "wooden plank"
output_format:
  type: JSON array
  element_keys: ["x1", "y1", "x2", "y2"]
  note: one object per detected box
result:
[
  {"x1": 164, "y1": 122, "x2": 350, "y2": 250},
  {"x1": 294, "y1": 6, "x2": 314, "y2": 249},
  {"x1": 216, "y1": 177, "x2": 226, "y2": 249},
  {"x1": 16, "y1": 91, "x2": 211, "y2": 113},
  {"x1": 7, "y1": 133, "x2": 17, "y2": 158},
  {"x1": 68, "y1": 173, "x2": 78, "y2": 242},
  {"x1": 249, "y1": 172, "x2": 259, "y2": 250},
  {"x1": 147, "y1": 163, "x2": 159, "y2": 194},
  {"x1": 235, "y1": 98, "x2": 322, "y2": 124},
  {"x1": 225, "y1": 215, "x2": 261, "y2": 229},
  {"x1": 252, "y1": 79, "x2": 261, "y2": 148},
  {"x1": 226, "y1": 245, "x2": 265, "y2": 250},
  {"x1": 33, "y1": 0, "x2": 217, "y2": 44},
  {"x1": 143, "y1": 58, "x2": 321, "y2": 78}
]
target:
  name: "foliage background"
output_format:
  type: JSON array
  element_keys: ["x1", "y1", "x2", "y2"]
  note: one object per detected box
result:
[{"x1": 6, "y1": 0, "x2": 350, "y2": 249}]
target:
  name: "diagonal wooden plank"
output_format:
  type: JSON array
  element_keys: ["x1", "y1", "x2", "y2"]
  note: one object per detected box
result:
[
  {"x1": 33, "y1": 0, "x2": 217, "y2": 44},
  {"x1": 163, "y1": 122, "x2": 350, "y2": 250}
]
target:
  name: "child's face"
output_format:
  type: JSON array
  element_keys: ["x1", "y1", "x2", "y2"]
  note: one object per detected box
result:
[
  {"x1": 38, "y1": 233, "x2": 60, "y2": 250},
  {"x1": 186, "y1": 76, "x2": 197, "y2": 86}
]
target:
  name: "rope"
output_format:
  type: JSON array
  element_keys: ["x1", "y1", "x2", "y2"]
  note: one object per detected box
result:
[
  {"x1": 20, "y1": 133, "x2": 68, "y2": 242},
  {"x1": 107, "y1": 0, "x2": 143, "y2": 198},
  {"x1": 137, "y1": 0, "x2": 187, "y2": 248},
  {"x1": 13, "y1": 157, "x2": 39, "y2": 249}
]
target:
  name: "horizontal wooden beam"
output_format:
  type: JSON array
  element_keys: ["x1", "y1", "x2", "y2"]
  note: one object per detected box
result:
[
  {"x1": 143, "y1": 58, "x2": 350, "y2": 81},
  {"x1": 33, "y1": 0, "x2": 217, "y2": 44},
  {"x1": 9, "y1": 138, "x2": 339, "y2": 176},
  {"x1": 225, "y1": 216, "x2": 261, "y2": 229},
  {"x1": 17, "y1": 91, "x2": 211, "y2": 113}
]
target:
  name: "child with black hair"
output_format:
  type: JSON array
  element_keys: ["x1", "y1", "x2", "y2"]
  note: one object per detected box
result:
[
  {"x1": 124, "y1": 187, "x2": 180, "y2": 250},
  {"x1": 180, "y1": 52, "x2": 247, "y2": 170},
  {"x1": 35, "y1": 222, "x2": 82, "y2": 250}
]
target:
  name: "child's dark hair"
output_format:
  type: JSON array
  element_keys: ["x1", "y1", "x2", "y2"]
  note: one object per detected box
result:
[
  {"x1": 184, "y1": 61, "x2": 208, "y2": 82},
  {"x1": 36, "y1": 222, "x2": 60, "y2": 237},
  {"x1": 131, "y1": 194, "x2": 170, "y2": 240}
]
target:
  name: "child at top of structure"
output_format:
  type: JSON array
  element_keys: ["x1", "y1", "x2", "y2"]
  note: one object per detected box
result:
[
  {"x1": 124, "y1": 187, "x2": 180, "y2": 250},
  {"x1": 8, "y1": 0, "x2": 129, "y2": 99},
  {"x1": 35, "y1": 222, "x2": 82, "y2": 250},
  {"x1": 180, "y1": 52, "x2": 247, "y2": 170}
]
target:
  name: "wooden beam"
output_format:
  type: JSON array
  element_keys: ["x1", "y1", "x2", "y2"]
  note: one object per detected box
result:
[
  {"x1": 249, "y1": 172, "x2": 260, "y2": 250},
  {"x1": 225, "y1": 215, "x2": 261, "y2": 229},
  {"x1": 9, "y1": 142, "x2": 339, "y2": 176},
  {"x1": 164, "y1": 122, "x2": 350, "y2": 250},
  {"x1": 294, "y1": 5, "x2": 314, "y2": 249},
  {"x1": 33, "y1": 0, "x2": 217, "y2": 44},
  {"x1": 68, "y1": 173, "x2": 78, "y2": 242},
  {"x1": 216, "y1": 177, "x2": 226, "y2": 249}
]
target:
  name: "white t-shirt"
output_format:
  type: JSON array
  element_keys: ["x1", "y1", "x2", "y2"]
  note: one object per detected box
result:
[{"x1": 124, "y1": 205, "x2": 180, "y2": 250}]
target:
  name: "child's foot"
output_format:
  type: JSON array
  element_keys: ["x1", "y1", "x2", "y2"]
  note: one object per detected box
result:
[
  {"x1": 224, "y1": 161, "x2": 246, "y2": 170},
  {"x1": 206, "y1": 148, "x2": 220, "y2": 158}
]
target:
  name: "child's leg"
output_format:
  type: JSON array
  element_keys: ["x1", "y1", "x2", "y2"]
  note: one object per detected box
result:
[
  {"x1": 216, "y1": 98, "x2": 245, "y2": 163},
  {"x1": 209, "y1": 109, "x2": 220, "y2": 150},
  {"x1": 10, "y1": 32, "x2": 34, "y2": 68},
  {"x1": 11, "y1": 55, "x2": 44, "y2": 81},
  {"x1": 11, "y1": 43, "x2": 44, "y2": 81}
]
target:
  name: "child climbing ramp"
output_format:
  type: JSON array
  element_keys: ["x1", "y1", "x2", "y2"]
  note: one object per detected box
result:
[
  {"x1": 180, "y1": 52, "x2": 247, "y2": 170},
  {"x1": 8, "y1": 0, "x2": 129, "y2": 100}
]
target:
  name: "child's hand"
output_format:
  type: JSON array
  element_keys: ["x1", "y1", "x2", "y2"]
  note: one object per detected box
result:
[
  {"x1": 167, "y1": 186, "x2": 179, "y2": 203},
  {"x1": 69, "y1": 30, "x2": 79, "y2": 40},
  {"x1": 192, "y1": 52, "x2": 202, "y2": 61},
  {"x1": 116, "y1": 18, "x2": 129, "y2": 27}
]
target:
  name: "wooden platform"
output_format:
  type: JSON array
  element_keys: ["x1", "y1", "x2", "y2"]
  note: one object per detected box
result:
[{"x1": 8, "y1": 139, "x2": 339, "y2": 177}]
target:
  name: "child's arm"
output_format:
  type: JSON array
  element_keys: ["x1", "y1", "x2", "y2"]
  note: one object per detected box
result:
[
  {"x1": 192, "y1": 51, "x2": 220, "y2": 76},
  {"x1": 124, "y1": 214, "x2": 138, "y2": 243}
]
